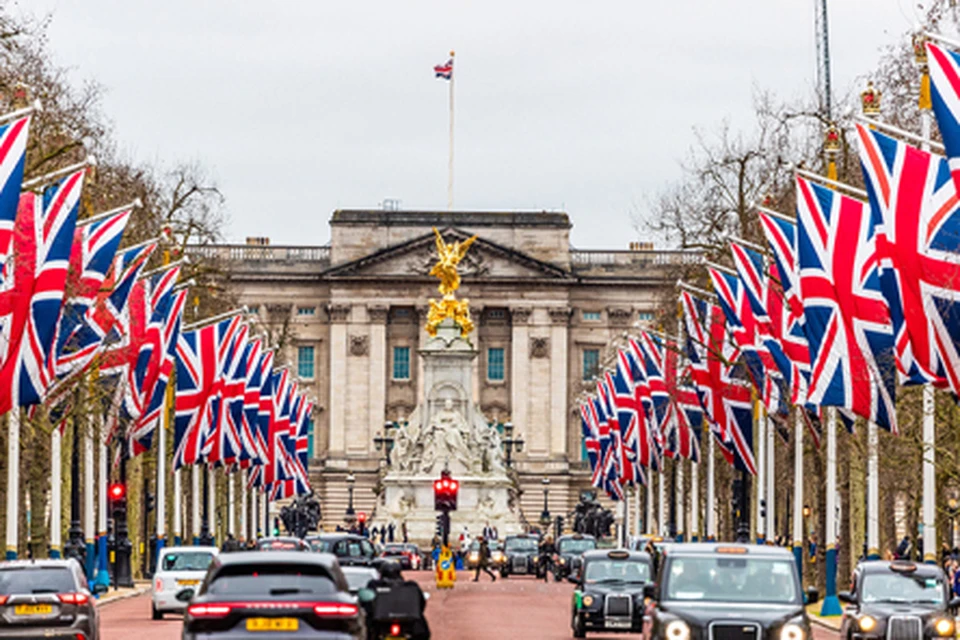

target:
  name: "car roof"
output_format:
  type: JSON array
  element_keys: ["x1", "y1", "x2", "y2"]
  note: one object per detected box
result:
[
  {"x1": 306, "y1": 533, "x2": 365, "y2": 541},
  {"x1": 259, "y1": 536, "x2": 304, "y2": 543},
  {"x1": 661, "y1": 542, "x2": 795, "y2": 558},
  {"x1": 857, "y1": 560, "x2": 944, "y2": 576},
  {"x1": 559, "y1": 534, "x2": 596, "y2": 541},
  {"x1": 0, "y1": 559, "x2": 80, "y2": 569},
  {"x1": 214, "y1": 551, "x2": 338, "y2": 568},
  {"x1": 504, "y1": 534, "x2": 539, "y2": 539},
  {"x1": 582, "y1": 549, "x2": 651, "y2": 562},
  {"x1": 160, "y1": 546, "x2": 218, "y2": 554}
]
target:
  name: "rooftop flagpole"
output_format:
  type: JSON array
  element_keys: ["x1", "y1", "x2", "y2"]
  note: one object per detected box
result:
[{"x1": 448, "y1": 50, "x2": 455, "y2": 211}]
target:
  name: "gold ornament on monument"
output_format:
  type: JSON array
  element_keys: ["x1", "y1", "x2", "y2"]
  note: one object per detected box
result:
[
  {"x1": 823, "y1": 122, "x2": 841, "y2": 156},
  {"x1": 860, "y1": 81, "x2": 881, "y2": 117},
  {"x1": 425, "y1": 228, "x2": 478, "y2": 337},
  {"x1": 913, "y1": 32, "x2": 929, "y2": 67}
]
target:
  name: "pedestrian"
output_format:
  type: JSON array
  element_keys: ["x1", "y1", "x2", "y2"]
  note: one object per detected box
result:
[
  {"x1": 483, "y1": 522, "x2": 494, "y2": 540},
  {"x1": 388, "y1": 522, "x2": 396, "y2": 543},
  {"x1": 402, "y1": 521, "x2": 408, "y2": 543},
  {"x1": 896, "y1": 535, "x2": 910, "y2": 559},
  {"x1": 472, "y1": 535, "x2": 496, "y2": 582}
]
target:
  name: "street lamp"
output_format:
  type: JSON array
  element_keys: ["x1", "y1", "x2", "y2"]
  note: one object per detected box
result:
[
  {"x1": 540, "y1": 477, "x2": 551, "y2": 525},
  {"x1": 501, "y1": 422, "x2": 524, "y2": 468},
  {"x1": 374, "y1": 422, "x2": 396, "y2": 466},
  {"x1": 345, "y1": 473, "x2": 356, "y2": 521},
  {"x1": 948, "y1": 498, "x2": 959, "y2": 549}
]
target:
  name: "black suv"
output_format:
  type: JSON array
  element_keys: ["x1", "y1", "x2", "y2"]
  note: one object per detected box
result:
[
  {"x1": 500, "y1": 534, "x2": 540, "y2": 578},
  {"x1": 306, "y1": 534, "x2": 378, "y2": 567},
  {"x1": 839, "y1": 560, "x2": 960, "y2": 640},
  {"x1": 646, "y1": 543, "x2": 817, "y2": 640},
  {"x1": 571, "y1": 549, "x2": 652, "y2": 637}
]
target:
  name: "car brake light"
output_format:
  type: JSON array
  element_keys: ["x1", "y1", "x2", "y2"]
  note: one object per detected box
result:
[
  {"x1": 187, "y1": 604, "x2": 232, "y2": 617},
  {"x1": 391, "y1": 623, "x2": 401, "y2": 636},
  {"x1": 58, "y1": 593, "x2": 89, "y2": 605},
  {"x1": 154, "y1": 578, "x2": 163, "y2": 592},
  {"x1": 0, "y1": 595, "x2": 7, "y2": 605},
  {"x1": 314, "y1": 603, "x2": 358, "y2": 617}
]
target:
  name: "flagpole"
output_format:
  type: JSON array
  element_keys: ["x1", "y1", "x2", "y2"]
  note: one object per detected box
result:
[
  {"x1": 191, "y1": 465, "x2": 200, "y2": 545},
  {"x1": 83, "y1": 427, "x2": 95, "y2": 575},
  {"x1": 657, "y1": 469, "x2": 665, "y2": 537},
  {"x1": 633, "y1": 482, "x2": 641, "y2": 538},
  {"x1": 645, "y1": 476, "x2": 654, "y2": 535},
  {"x1": 228, "y1": 471, "x2": 236, "y2": 537},
  {"x1": 765, "y1": 410, "x2": 775, "y2": 543},
  {"x1": 6, "y1": 381, "x2": 20, "y2": 559},
  {"x1": 50, "y1": 429, "x2": 62, "y2": 558},
  {"x1": 866, "y1": 421, "x2": 879, "y2": 559},
  {"x1": 755, "y1": 401, "x2": 765, "y2": 543},
  {"x1": 676, "y1": 458, "x2": 685, "y2": 541},
  {"x1": 156, "y1": 391, "x2": 167, "y2": 558},
  {"x1": 793, "y1": 407, "x2": 804, "y2": 579},
  {"x1": 173, "y1": 469, "x2": 182, "y2": 546},
  {"x1": 208, "y1": 468, "x2": 217, "y2": 545},
  {"x1": 448, "y1": 50, "x2": 455, "y2": 211},
  {"x1": 94, "y1": 421, "x2": 109, "y2": 589},
  {"x1": 239, "y1": 476, "x2": 247, "y2": 543},
  {"x1": 690, "y1": 457, "x2": 699, "y2": 541},
  {"x1": 820, "y1": 406, "x2": 841, "y2": 616},
  {"x1": 706, "y1": 434, "x2": 716, "y2": 540}
]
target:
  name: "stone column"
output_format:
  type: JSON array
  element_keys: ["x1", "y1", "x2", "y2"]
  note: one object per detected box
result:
[
  {"x1": 416, "y1": 305, "x2": 430, "y2": 403},
  {"x1": 368, "y1": 305, "x2": 389, "y2": 455},
  {"x1": 346, "y1": 312, "x2": 371, "y2": 456},
  {"x1": 327, "y1": 303, "x2": 351, "y2": 456},
  {"x1": 509, "y1": 307, "x2": 531, "y2": 443},
  {"x1": 548, "y1": 307, "x2": 571, "y2": 458}
]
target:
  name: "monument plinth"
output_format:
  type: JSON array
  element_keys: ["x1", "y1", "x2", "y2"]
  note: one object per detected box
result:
[{"x1": 372, "y1": 230, "x2": 522, "y2": 543}]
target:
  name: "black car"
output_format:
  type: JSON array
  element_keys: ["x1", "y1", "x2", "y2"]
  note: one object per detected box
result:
[
  {"x1": 646, "y1": 543, "x2": 816, "y2": 640},
  {"x1": 839, "y1": 560, "x2": 960, "y2": 640},
  {"x1": 306, "y1": 533, "x2": 378, "y2": 567},
  {"x1": 181, "y1": 550, "x2": 365, "y2": 639},
  {"x1": 500, "y1": 534, "x2": 540, "y2": 578},
  {"x1": 256, "y1": 536, "x2": 311, "y2": 551},
  {"x1": 555, "y1": 534, "x2": 598, "y2": 582},
  {"x1": 0, "y1": 558, "x2": 102, "y2": 640},
  {"x1": 571, "y1": 549, "x2": 652, "y2": 637}
]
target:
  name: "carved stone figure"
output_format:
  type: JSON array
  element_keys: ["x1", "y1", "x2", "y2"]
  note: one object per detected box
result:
[
  {"x1": 349, "y1": 334, "x2": 369, "y2": 356},
  {"x1": 530, "y1": 336, "x2": 550, "y2": 358}
]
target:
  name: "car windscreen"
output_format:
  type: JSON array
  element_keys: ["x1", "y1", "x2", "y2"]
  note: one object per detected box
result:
[
  {"x1": 206, "y1": 563, "x2": 338, "y2": 597},
  {"x1": 664, "y1": 556, "x2": 799, "y2": 604},
  {"x1": 0, "y1": 567, "x2": 75, "y2": 594},
  {"x1": 861, "y1": 571, "x2": 945, "y2": 604},
  {"x1": 258, "y1": 540, "x2": 304, "y2": 551},
  {"x1": 334, "y1": 540, "x2": 374, "y2": 558},
  {"x1": 559, "y1": 539, "x2": 597, "y2": 555},
  {"x1": 161, "y1": 551, "x2": 214, "y2": 572},
  {"x1": 383, "y1": 546, "x2": 405, "y2": 555},
  {"x1": 584, "y1": 560, "x2": 650, "y2": 584},
  {"x1": 505, "y1": 539, "x2": 537, "y2": 553},
  {"x1": 342, "y1": 570, "x2": 378, "y2": 592},
  {"x1": 308, "y1": 539, "x2": 331, "y2": 552}
]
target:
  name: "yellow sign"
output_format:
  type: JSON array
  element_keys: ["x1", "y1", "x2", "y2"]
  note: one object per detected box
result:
[
  {"x1": 425, "y1": 228, "x2": 477, "y2": 337},
  {"x1": 435, "y1": 544, "x2": 456, "y2": 589},
  {"x1": 246, "y1": 618, "x2": 299, "y2": 631}
]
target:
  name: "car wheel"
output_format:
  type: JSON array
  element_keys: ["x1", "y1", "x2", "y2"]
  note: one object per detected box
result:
[
  {"x1": 572, "y1": 611, "x2": 586, "y2": 638},
  {"x1": 151, "y1": 604, "x2": 162, "y2": 620}
]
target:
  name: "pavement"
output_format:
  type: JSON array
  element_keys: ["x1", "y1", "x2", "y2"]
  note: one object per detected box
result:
[
  {"x1": 806, "y1": 602, "x2": 843, "y2": 631},
  {"x1": 97, "y1": 581, "x2": 151, "y2": 607},
  {"x1": 97, "y1": 571, "x2": 843, "y2": 640}
]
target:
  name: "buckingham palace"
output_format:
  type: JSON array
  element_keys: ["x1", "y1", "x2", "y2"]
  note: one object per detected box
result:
[{"x1": 195, "y1": 209, "x2": 694, "y2": 526}]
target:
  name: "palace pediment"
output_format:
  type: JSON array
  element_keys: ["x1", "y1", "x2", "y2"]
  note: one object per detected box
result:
[{"x1": 320, "y1": 227, "x2": 573, "y2": 282}]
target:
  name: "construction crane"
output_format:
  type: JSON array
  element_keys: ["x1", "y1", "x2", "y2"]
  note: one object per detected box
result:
[{"x1": 815, "y1": 0, "x2": 832, "y2": 120}]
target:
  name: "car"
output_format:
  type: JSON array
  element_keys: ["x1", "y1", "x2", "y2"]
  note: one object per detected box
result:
[
  {"x1": 340, "y1": 567, "x2": 380, "y2": 595},
  {"x1": 403, "y1": 544, "x2": 425, "y2": 570},
  {"x1": 0, "y1": 558, "x2": 101, "y2": 640},
  {"x1": 151, "y1": 546, "x2": 218, "y2": 619},
  {"x1": 645, "y1": 543, "x2": 816, "y2": 640},
  {"x1": 306, "y1": 533, "x2": 378, "y2": 567},
  {"x1": 464, "y1": 540, "x2": 504, "y2": 570},
  {"x1": 255, "y1": 536, "x2": 311, "y2": 551},
  {"x1": 500, "y1": 534, "x2": 541, "y2": 578},
  {"x1": 380, "y1": 543, "x2": 421, "y2": 570},
  {"x1": 555, "y1": 534, "x2": 598, "y2": 582},
  {"x1": 181, "y1": 550, "x2": 365, "y2": 640},
  {"x1": 838, "y1": 559, "x2": 960, "y2": 640},
  {"x1": 570, "y1": 549, "x2": 652, "y2": 637}
]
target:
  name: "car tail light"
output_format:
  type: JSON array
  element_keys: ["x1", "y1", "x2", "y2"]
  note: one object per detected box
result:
[
  {"x1": 313, "y1": 603, "x2": 359, "y2": 617},
  {"x1": 187, "y1": 604, "x2": 233, "y2": 618},
  {"x1": 390, "y1": 623, "x2": 401, "y2": 636},
  {"x1": 154, "y1": 578, "x2": 163, "y2": 592},
  {"x1": 0, "y1": 595, "x2": 7, "y2": 605},
  {"x1": 58, "y1": 593, "x2": 89, "y2": 605}
]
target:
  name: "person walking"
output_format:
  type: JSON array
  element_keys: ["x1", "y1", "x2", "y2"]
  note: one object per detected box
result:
[{"x1": 473, "y1": 535, "x2": 496, "y2": 582}]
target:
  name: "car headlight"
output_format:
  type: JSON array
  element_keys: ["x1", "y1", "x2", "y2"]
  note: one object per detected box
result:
[
  {"x1": 858, "y1": 616, "x2": 877, "y2": 632},
  {"x1": 935, "y1": 618, "x2": 954, "y2": 636},
  {"x1": 665, "y1": 619, "x2": 691, "y2": 640},
  {"x1": 582, "y1": 595, "x2": 594, "y2": 607},
  {"x1": 780, "y1": 623, "x2": 804, "y2": 640},
  {"x1": 559, "y1": 558, "x2": 566, "y2": 565},
  {"x1": 532, "y1": 556, "x2": 539, "y2": 563}
]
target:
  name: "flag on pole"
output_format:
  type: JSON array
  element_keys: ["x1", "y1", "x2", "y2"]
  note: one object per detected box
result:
[
  {"x1": 0, "y1": 115, "x2": 30, "y2": 273},
  {"x1": 433, "y1": 58, "x2": 453, "y2": 80}
]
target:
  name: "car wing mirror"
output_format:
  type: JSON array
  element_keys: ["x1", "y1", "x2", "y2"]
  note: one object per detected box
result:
[
  {"x1": 175, "y1": 588, "x2": 195, "y2": 602},
  {"x1": 643, "y1": 583, "x2": 657, "y2": 601},
  {"x1": 807, "y1": 586, "x2": 821, "y2": 605},
  {"x1": 837, "y1": 591, "x2": 853, "y2": 604},
  {"x1": 92, "y1": 583, "x2": 109, "y2": 596}
]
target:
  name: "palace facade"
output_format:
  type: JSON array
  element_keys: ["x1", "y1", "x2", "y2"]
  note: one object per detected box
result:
[{"x1": 195, "y1": 210, "x2": 695, "y2": 526}]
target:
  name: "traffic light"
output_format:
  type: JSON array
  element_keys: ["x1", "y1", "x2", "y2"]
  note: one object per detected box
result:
[
  {"x1": 273, "y1": 517, "x2": 280, "y2": 536},
  {"x1": 433, "y1": 470, "x2": 459, "y2": 511},
  {"x1": 357, "y1": 512, "x2": 367, "y2": 525},
  {"x1": 145, "y1": 490, "x2": 155, "y2": 513},
  {"x1": 108, "y1": 483, "x2": 126, "y2": 502}
]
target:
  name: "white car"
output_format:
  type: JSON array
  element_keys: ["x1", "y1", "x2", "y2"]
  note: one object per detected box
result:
[{"x1": 151, "y1": 546, "x2": 218, "y2": 619}]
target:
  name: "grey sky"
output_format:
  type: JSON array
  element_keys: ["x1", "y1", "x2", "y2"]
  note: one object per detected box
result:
[{"x1": 28, "y1": 0, "x2": 915, "y2": 249}]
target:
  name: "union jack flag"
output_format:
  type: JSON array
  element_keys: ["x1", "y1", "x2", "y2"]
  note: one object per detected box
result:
[
  {"x1": 434, "y1": 58, "x2": 453, "y2": 80},
  {"x1": 591, "y1": 392, "x2": 623, "y2": 501},
  {"x1": 202, "y1": 323, "x2": 249, "y2": 467},
  {"x1": 173, "y1": 314, "x2": 243, "y2": 469},
  {"x1": 795, "y1": 175, "x2": 898, "y2": 433},
  {"x1": 643, "y1": 331, "x2": 702, "y2": 462},
  {"x1": 680, "y1": 289, "x2": 755, "y2": 474},
  {"x1": 856, "y1": 123, "x2": 960, "y2": 392},
  {"x1": 266, "y1": 369, "x2": 296, "y2": 491},
  {"x1": 243, "y1": 345, "x2": 271, "y2": 470},
  {"x1": 606, "y1": 366, "x2": 641, "y2": 486},
  {"x1": 291, "y1": 396, "x2": 312, "y2": 496},
  {"x1": 248, "y1": 351, "x2": 276, "y2": 490},
  {"x1": 0, "y1": 116, "x2": 30, "y2": 276},
  {"x1": 0, "y1": 172, "x2": 82, "y2": 413},
  {"x1": 927, "y1": 41, "x2": 960, "y2": 192},
  {"x1": 580, "y1": 402, "x2": 602, "y2": 488}
]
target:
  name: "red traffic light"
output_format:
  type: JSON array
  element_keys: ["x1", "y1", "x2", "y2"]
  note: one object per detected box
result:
[
  {"x1": 357, "y1": 512, "x2": 367, "y2": 524},
  {"x1": 449, "y1": 481, "x2": 458, "y2": 491},
  {"x1": 108, "y1": 483, "x2": 125, "y2": 500}
]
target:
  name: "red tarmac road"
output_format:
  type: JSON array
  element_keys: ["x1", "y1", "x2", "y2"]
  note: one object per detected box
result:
[{"x1": 99, "y1": 571, "x2": 843, "y2": 640}]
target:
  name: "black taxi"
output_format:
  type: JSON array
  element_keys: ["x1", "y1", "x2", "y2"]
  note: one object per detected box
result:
[
  {"x1": 555, "y1": 533, "x2": 598, "y2": 582},
  {"x1": 571, "y1": 549, "x2": 653, "y2": 637},
  {"x1": 839, "y1": 560, "x2": 960, "y2": 640},
  {"x1": 646, "y1": 543, "x2": 816, "y2": 640},
  {"x1": 500, "y1": 534, "x2": 540, "y2": 578}
]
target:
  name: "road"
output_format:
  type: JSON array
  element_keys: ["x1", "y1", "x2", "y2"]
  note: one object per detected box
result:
[{"x1": 100, "y1": 571, "x2": 843, "y2": 640}]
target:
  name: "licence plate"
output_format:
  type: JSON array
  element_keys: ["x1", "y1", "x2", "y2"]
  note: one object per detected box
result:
[
  {"x1": 606, "y1": 619, "x2": 632, "y2": 629},
  {"x1": 246, "y1": 617, "x2": 299, "y2": 632},
  {"x1": 14, "y1": 604, "x2": 52, "y2": 615},
  {"x1": 176, "y1": 579, "x2": 200, "y2": 586}
]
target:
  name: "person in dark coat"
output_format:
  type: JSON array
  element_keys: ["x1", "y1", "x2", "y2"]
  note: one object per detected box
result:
[
  {"x1": 473, "y1": 535, "x2": 496, "y2": 582},
  {"x1": 388, "y1": 522, "x2": 396, "y2": 542},
  {"x1": 365, "y1": 561, "x2": 430, "y2": 640}
]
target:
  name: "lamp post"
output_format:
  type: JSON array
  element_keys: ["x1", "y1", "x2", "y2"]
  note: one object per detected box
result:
[
  {"x1": 540, "y1": 478, "x2": 551, "y2": 526},
  {"x1": 63, "y1": 416, "x2": 85, "y2": 563},
  {"x1": 501, "y1": 422, "x2": 524, "y2": 468},
  {"x1": 345, "y1": 473, "x2": 356, "y2": 522},
  {"x1": 373, "y1": 422, "x2": 396, "y2": 466},
  {"x1": 948, "y1": 498, "x2": 959, "y2": 550}
]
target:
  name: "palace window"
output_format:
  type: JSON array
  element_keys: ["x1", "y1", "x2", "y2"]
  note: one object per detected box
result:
[
  {"x1": 582, "y1": 311, "x2": 602, "y2": 321},
  {"x1": 487, "y1": 347, "x2": 505, "y2": 381},
  {"x1": 393, "y1": 346, "x2": 411, "y2": 380},
  {"x1": 297, "y1": 306, "x2": 316, "y2": 316},
  {"x1": 297, "y1": 346, "x2": 315, "y2": 379},
  {"x1": 582, "y1": 348, "x2": 600, "y2": 380},
  {"x1": 637, "y1": 311, "x2": 655, "y2": 322}
]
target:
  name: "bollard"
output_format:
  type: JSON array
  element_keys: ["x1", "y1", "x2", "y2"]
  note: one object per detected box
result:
[{"x1": 435, "y1": 544, "x2": 456, "y2": 589}]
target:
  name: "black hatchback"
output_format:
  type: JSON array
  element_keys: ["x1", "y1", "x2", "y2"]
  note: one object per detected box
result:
[
  {"x1": 839, "y1": 560, "x2": 960, "y2": 640},
  {"x1": 0, "y1": 558, "x2": 100, "y2": 640},
  {"x1": 181, "y1": 551, "x2": 364, "y2": 639}
]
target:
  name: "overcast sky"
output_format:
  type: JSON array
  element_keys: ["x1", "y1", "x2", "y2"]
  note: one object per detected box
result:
[{"x1": 26, "y1": 0, "x2": 918, "y2": 249}]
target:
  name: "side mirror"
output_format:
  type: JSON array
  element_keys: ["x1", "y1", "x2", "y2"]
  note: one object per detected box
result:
[
  {"x1": 806, "y1": 586, "x2": 821, "y2": 605},
  {"x1": 357, "y1": 588, "x2": 376, "y2": 604},
  {"x1": 837, "y1": 591, "x2": 853, "y2": 604},
  {"x1": 175, "y1": 588, "x2": 195, "y2": 603},
  {"x1": 643, "y1": 583, "x2": 658, "y2": 601}
]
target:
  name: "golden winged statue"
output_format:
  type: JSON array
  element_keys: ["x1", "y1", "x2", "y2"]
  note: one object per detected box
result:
[{"x1": 425, "y1": 228, "x2": 478, "y2": 337}]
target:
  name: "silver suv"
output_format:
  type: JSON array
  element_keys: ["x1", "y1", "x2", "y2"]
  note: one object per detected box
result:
[{"x1": 0, "y1": 558, "x2": 99, "y2": 639}]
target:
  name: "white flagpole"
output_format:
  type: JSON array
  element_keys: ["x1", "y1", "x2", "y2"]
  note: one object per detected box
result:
[
  {"x1": 50, "y1": 429, "x2": 62, "y2": 558},
  {"x1": 208, "y1": 468, "x2": 217, "y2": 543},
  {"x1": 239, "y1": 477, "x2": 247, "y2": 543},
  {"x1": 5, "y1": 382, "x2": 20, "y2": 559},
  {"x1": 706, "y1": 434, "x2": 716, "y2": 540},
  {"x1": 228, "y1": 471, "x2": 236, "y2": 537},
  {"x1": 633, "y1": 482, "x2": 641, "y2": 537},
  {"x1": 645, "y1": 476, "x2": 654, "y2": 535},
  {"x1": 867, "y1": 421, "x2": 879, "y2": 558},
  {"x1": 156, "y1": 408, "x2": 167, "y2": 555},
  {"x1": 657, "y1": 469, "x2": 665, "y2": 536},
  {"x1": 820, "y1": 406, "x2": 841, "y2": 615},
  {"x1": 676, "y1": 458, "x2": 685, "y2": 541},
  {"x1": 755, "y1": 406, "x2": 766, "y2": 542},
  {"x1": 95, "y1": 424, "x2": 109, "y2": 587},
  {"x1": 793, "y1": 408, "x2": 804, "y2": 576},
  {"x1": 251, "y1": 486, "x2": 259, "y2": 539},
  {"x1": 766, "y1": 411, "x2": 775, "y2": 543},
  {"x1": 691, "y1": 457, "x2": 699, "y2": 541},
  {"x1": 173, "y1": 469, "x2": 182, "y2": 545},
  {"x1": 191, "y1": 466, "x2": 200, "y2": 544},
  {"x1": 447, "y1": 50, "x2": 455, "y2": 211},
  {"x1": 83, "y1": 427, "x2": 95, "y2": 569}
]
